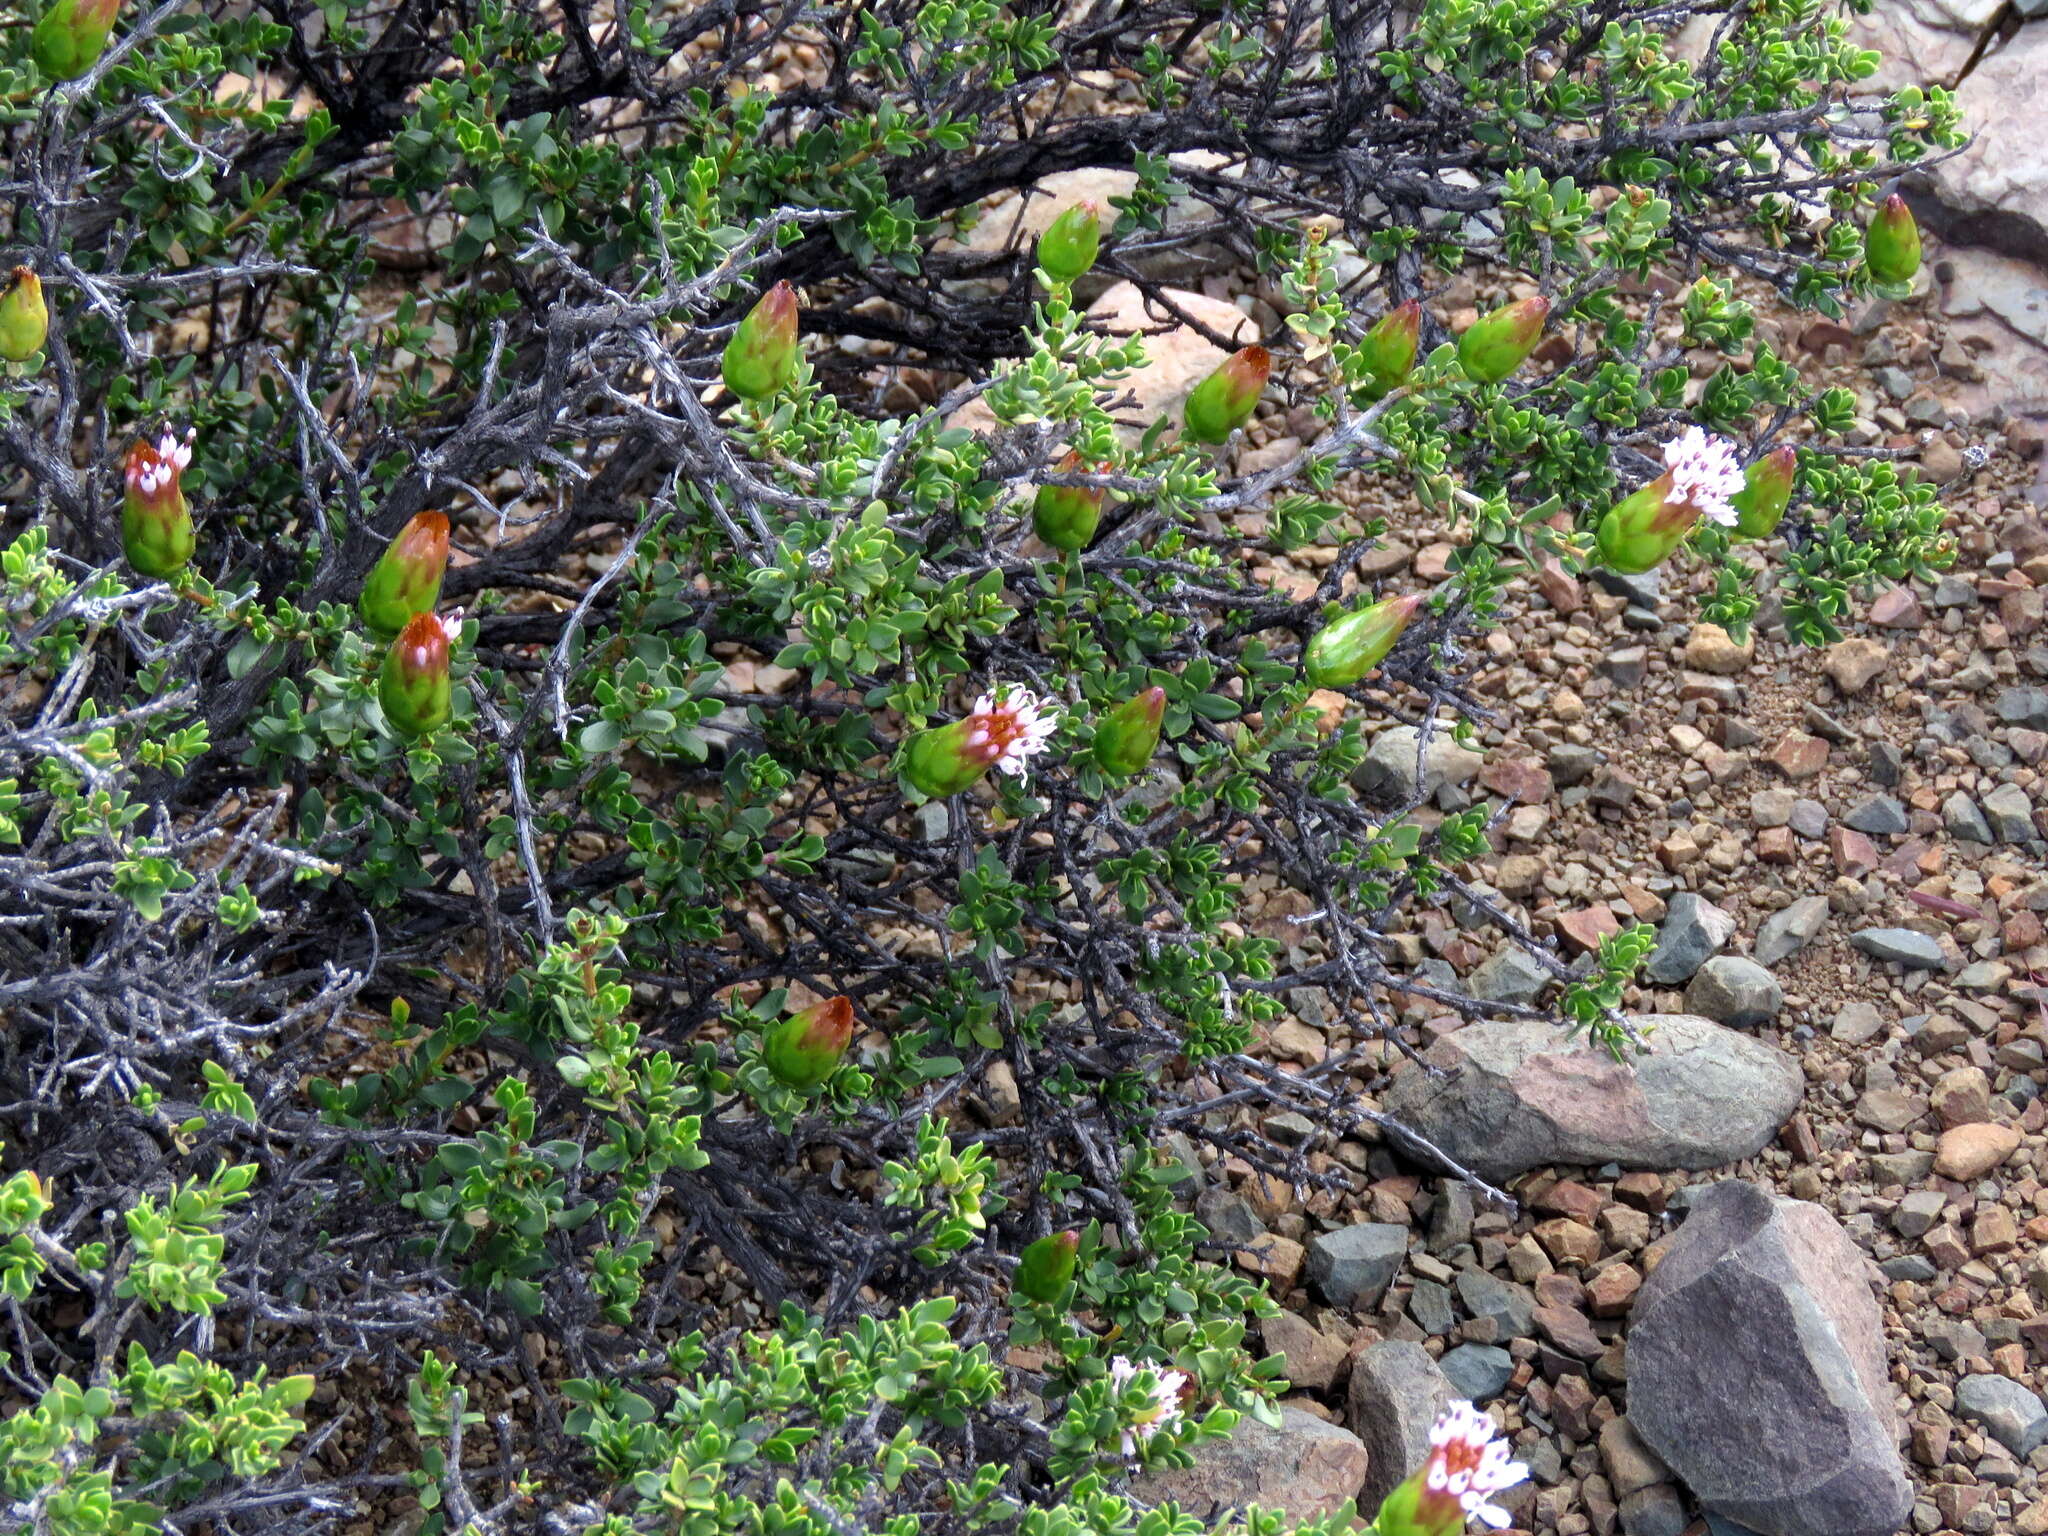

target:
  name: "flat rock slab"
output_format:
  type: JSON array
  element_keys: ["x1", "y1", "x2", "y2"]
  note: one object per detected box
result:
[
  {"x1": 1629, "y1": 1181, "x2": 1912, "y2": 1536},
  {"x1": 1135, "y1": 1405, "x2": 1368, "y2": 1521},
  {"x1": 1380, "y1": 1014, "x2": 1803, "y2": 1182}
]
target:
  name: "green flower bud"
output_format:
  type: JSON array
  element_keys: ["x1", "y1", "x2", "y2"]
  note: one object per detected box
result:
[
  {"x1": 1092, "y1": 686, "x2": 1166, "y2": 777},
  {"x1": 1358, "y1": 299, "x2": 1422, "y2": 397},
  {"x1": 1729, "y1": 445, "x2": 1798, "y2": 542},
  {"x1": 31, "y1": 0, "x2": 119, "y2": 83},
  {"x1": 1015, "y1": 1231, "x2": 1080, "y2": 1304},
  {"x1": 1595, "y1": 427, "x2": 1746, "y2": 574},
  {"x1": 379, "y1": 612, "x2": 455, "y2": 737},
  {"x1": 1456, "y1": 295, "x2": 1550, "y2": 384},
  {"x1": 762, "y1": 995, "x2": 854, "y2": 1093},
  {"x1": 1182, "y1": 344, "x2": 1270, "y2": 444},
  {"x1": 1864, "y1": 194, "x2": 1921, "y2": 286},
  {"x1": 359, "y1": 511, "x2": 450, "y2": 637},
  {"x1": 721, "y1": 280, "x2": 799, "y2": 400},
  {"x1": 0, "y1": 268, "x2": 49, "y2": 362},
  {"x1": 1032, "y1": 450, "x2": 1106, "y2": 552},
  {"x1": 900, "y1": 687, "x2": 1057, "y2": 798},
  {"x1": 1303, "y1": 592, "x2": 1424, "y2": 689},
  {"x1": 1036, "y1": 201, "x2": 1102, "y2": 284},
  {"x1": 121, "y1": 429, "x2": 195, "y2": 578}
]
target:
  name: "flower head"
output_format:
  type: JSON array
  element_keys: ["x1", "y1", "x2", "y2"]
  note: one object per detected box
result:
[
  {"x1": 1108, "y1": 1355, "x2": 1190, "y2": 1457},
  {"x1": 1660, "y1": 426, "x2": 1745, "y2": 528},
  {"x1": 722, "y1": 280, "x2": 800, "y2": 401},
  {"x1": 1183, "y1": 345, "x2": 1271, "y2": 444},
  {"x1": 964, "y1": 686, "x2": 1058, "y2": 777},
  {"x1": 1374, "y1": 1400, "x2": 1528, "y2": 1536},
  {"x1": 762, "y1": 995, "x2": 855, "y2": 1093},
  {"x1": 359, "y1": 510, "x2": 451, "y2": 637},
  {"x1": 379, "y1": 611, "x2": 453, "y2": 737},
  {"x1": 0, "y1": 267, "x2": 49, "y2": 363},
  {"x1": 1865, "y1": 194, "x2": 1921, "y2": 286},
  {"x1": 32, "y1": 0, "x2": 121, "y2": 83},
  {"x1": 121, "y1": 429, "x2": 196, "y2": 577}
]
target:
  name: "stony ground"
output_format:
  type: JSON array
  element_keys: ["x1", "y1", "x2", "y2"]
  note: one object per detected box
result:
[{"x1": 1142, "y1": 255, "x2": 2048, "y2": 1536}]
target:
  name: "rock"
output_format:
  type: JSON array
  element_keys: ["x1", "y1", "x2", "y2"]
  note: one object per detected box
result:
[
  {"x1": 1823, "y1": 638, "x2": 1890, "y2": 695},
  {"x1": 1600, "y1": 1417, "x2": 1671, "y2": 1500},
  {"x1": 1933, "y1": 1122, "x2": 2022, "y2": 1180},
  {"x1": 1955, "y1": 1375, "x2": 2048, "y2": 1458},
  {"x1": 1997, "y1": 686, "x2": 2048, "y2": 731},
  {"x1": 1643, "y1": 893, "x2": 1736, "y2": 985},
  {"x1": 1844, "y1": 795, "x2": 1909, "y2": 836},
  {"x1": 1930, "y1": 1065, "x2": 1992, "y2": 1128},
  {"x1": 1844, "y1": 2, "x2": 1996, "y2": 94},
  {"x1": 1347, "y1": 1340, "x2": 1454, "y2": 1512},
  {"x1": 1438, "y1": 1343, "x2": 1514, "y2": 1403},
  {"x1": 1455, "y1": 1267, "x2": 1535, "y2": 1339},
  {"x1": 1904, "y1": 27, "x2": 2048, "y2": 268},
  {"x1": 1262, "y1": 1310, "x2": 1349, "y2": 1395},
  {"x1": 1942, "y1": 791, "x2": 1993, "y2": 844},
  {"x1": 1685, "y1": 957, "x2": 1784, "y2": 1028},
  {"x1": 1830, "y1": 1002, "x2": 1886, "y2": 1045},
  {"x1": 1754, "y1": 896, "x2": 1830, "y2": 967},
  {"x1": 1306, "y1": 1222, "x2": 1408, "y2": 1309},
  {"x1": 1684, "y1": 624, "x2": 1753, "y2": 675},
  {"x1": 1622, "y1": 1485, "x2": 1691, "y2": 1536},
  {"x1": 1196, "y1": 1188, "x2": 1267, "y2": 1246},
  {"x1": 1849, "y1": 928, "x2": 1947, "y2": 970},
  {"x1": 1381, "y1": 1015, "x2": 1804, "y2": 1182},
  {"x1": 1467, "y1": 946, "x2": 1551, "y2": 1007},
  {"x1": 1982, "y1": 782, "x2": 2038, "y2": 842},
  {"x1": 1136, "y1": 1405, "x2": 1370, "y2": 1520},
  {"x1": 1356, "y1": 726, "x2": 1485, "y2": 805},
  {"x1": 951, "y1": 280, "x2": 1252, "y2": 440},
  {"x1": 1629, "y1": 1181, "x2": 1913, "y2": 1536},
  {"x1": 1765, "y1": 732, "x2": 1829, "y2": 780}
]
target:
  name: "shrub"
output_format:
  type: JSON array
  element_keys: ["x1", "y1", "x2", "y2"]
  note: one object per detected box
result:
[{"x1": 0, "y1": 3, "x2": 1956, "y2": 1535}]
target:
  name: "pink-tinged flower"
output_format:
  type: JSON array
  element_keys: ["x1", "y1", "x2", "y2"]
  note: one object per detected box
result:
[
  {"x1": 1373, "y1": 1400, "x2": 1529, "y2": 1536},
  {"x1": 1108, "y1": 1355, "x2": 1189, "y2": 1457},
  {"x1": 359, "y1": 510, "x2": 451, "y2": 637},
  {"x1": 32, "y1": 0, "x2": 120, "y2": 83},
  {"x1": 901, "y1": 685, "x2": 1059, "y2": 798},
  {"x1": 1660, "y1": 426, "x2": 1745, "y2": 529},
  {"x1": 379, "y1": 611, "x2": 453, "y2": 737},
  {"x1": 121, "y1": 428, "x2": 196, "y2": 577}
]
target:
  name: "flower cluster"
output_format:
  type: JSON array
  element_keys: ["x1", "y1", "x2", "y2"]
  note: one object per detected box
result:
[
  {"x1": 1107, "y1": 1354, "x2": 1188, "y2": 1457},
  {"x1": 1375, "y1": 1399, "x2": 1529, "y2": 1536},
  {"x1": 1661, "y1": 426, "x2": 1746, "y2": 529}
]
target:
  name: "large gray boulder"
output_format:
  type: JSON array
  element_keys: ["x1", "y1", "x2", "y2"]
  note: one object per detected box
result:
[
  {"x1": 1135, "y1": 1405, "x2": 1369, "y2": 1520},
  {"x1": 1380, "y1": 1015, "x2": 1803, "y2": 1182},
  {"x1": 1629, "y1": 1182, "x2": 1912, "y2": 1536}
]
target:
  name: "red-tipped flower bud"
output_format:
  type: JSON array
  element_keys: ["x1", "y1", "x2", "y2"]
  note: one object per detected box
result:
[
  {"x1": 721, "y1": 280, "x2": 799, "y2": 401},
  {"x1": 1373, "y1": 1400, "x2": 1528, "y2": 1536},
  {"x1": 901, "y1": 686, "x2": 1058, "y2": 798},
  {"x1": 1594, "y1": 427, "x2": 1746, "y2": 575},
  {"x1": 1729, "y1": 445, "x2": 1798, "y2": 541},
  {"x1": 1037, "y1": 201, "x2": 1103, "y2": 284},
  {"x1": 762, "y1": 995, "x2": 854, "y2": 1092},
  {"x1": 121, "y1": 429, "x2": 195, "y2": 578},
  {"x1": 1358, "y1": 300, "x2": 1422, "y2": 398},
  {"x1": 379, "y1": 612, "x2": 456, "y2": 738},
  {"x1": 1182, "y1": 344, "x2": 1270, "y2": 444},
  {"x1": 1303, "y1": 592, "x2": 1425, "y2": 689},
  {"x1": 1032, "y1": 450, "x2": 1107, "y2": 552},
  {"x1": 360, "y1": 511, "x2": 450, "y2": 637},
  {"x1": 32, "y1": 0, "x2": 119, "y2": 82},
  {"x1": 1092, "y1": 686, "x2": 1166, "y2": 777},
  {"x1": 1015, "y1": 1230, "x2": 1080, "y2": 1304},
  {"x1": 1457, "y1": 296, "x2": 1550, "y2": 384},
  {"x1": 0, "y1": 268, "x2": 48, "y2": 362},
  {"x1": 1864, "y1": 194, "x2": 1921, "y2": 286}
]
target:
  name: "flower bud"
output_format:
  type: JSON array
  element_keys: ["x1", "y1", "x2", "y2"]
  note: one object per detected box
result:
[
  {"x1": 721, "y1": 280, "x2": 799, "y2": 400},
  {"x1": 1372, "y1": 1401, "x2": 1526, "y2": 1536},
  {"x1": 1182, "y1": 344, "x2": 1270, "y2": 444},
  {"x1": 1092, "y1": 686, "x2": 1166, "y2": 777},
  {"x1": 762, "y1": 995, "x2": 854, "y2": 1092},
  {"x1": 1358, "y1": 300, "x2": 1422, "y2": 397},
  {"x1": 121, "y1": 429, "x2": 195, "y2": 578},
  {"x1": 1595, "y1": 427, "x2": 1746, "y2": 574},
  {"x1": 1864, "y1": 194, "x2": 1921, "y2": 286},
  {"x1": 1456, "y1": 295, "x2": 1550, "y2": 384},
  {"x1": 1032, "y1": 451, "x2": 1106, "y2": 552},
  {"x1": 31, "y1": 0, "x2": 119, "y2": 82},
  {"x1": 901, "y1": 687, "x2": 1058, "y2": 798},
  {"x1": 1729, "y1": 445, "x2": 1798, "y2": 541},
  {"x1": 379, "y1": 612, "x2": 455, "y2": 737},
  {"x1": 1036, "y1": 201, "x2": 1102, "y2": 284},
  {"x1": 0, "y1": 268, "x2": 49, "y2": 362},
  {"x1": 360, "y1": 511, "x2": 450, "y2": 637},
  {"x1": 1303, "y1": 592, "x2": 1424, "y2": 689},
  {"x1": 1015, "y1": 1231, "x2": 1080, "y2": 1304}
]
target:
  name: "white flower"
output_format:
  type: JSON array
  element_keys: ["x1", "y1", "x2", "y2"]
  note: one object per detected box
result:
[
  {"x1": 1422, "y1": 1399, "x2": 1528, "y2": 1531},
  {"x1": 1661, "y1": 425, "x2": 1745, "y2": 528},
  {"x1": 438, "y1": 609, "x2": 466, "y2": 645},
  {"x1": 965, "y1": 685, "x2": 1058, "y2": 777},
  {"x1": 1108, "y1": 1354, "x2": 1189, "y2": 1457}
]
